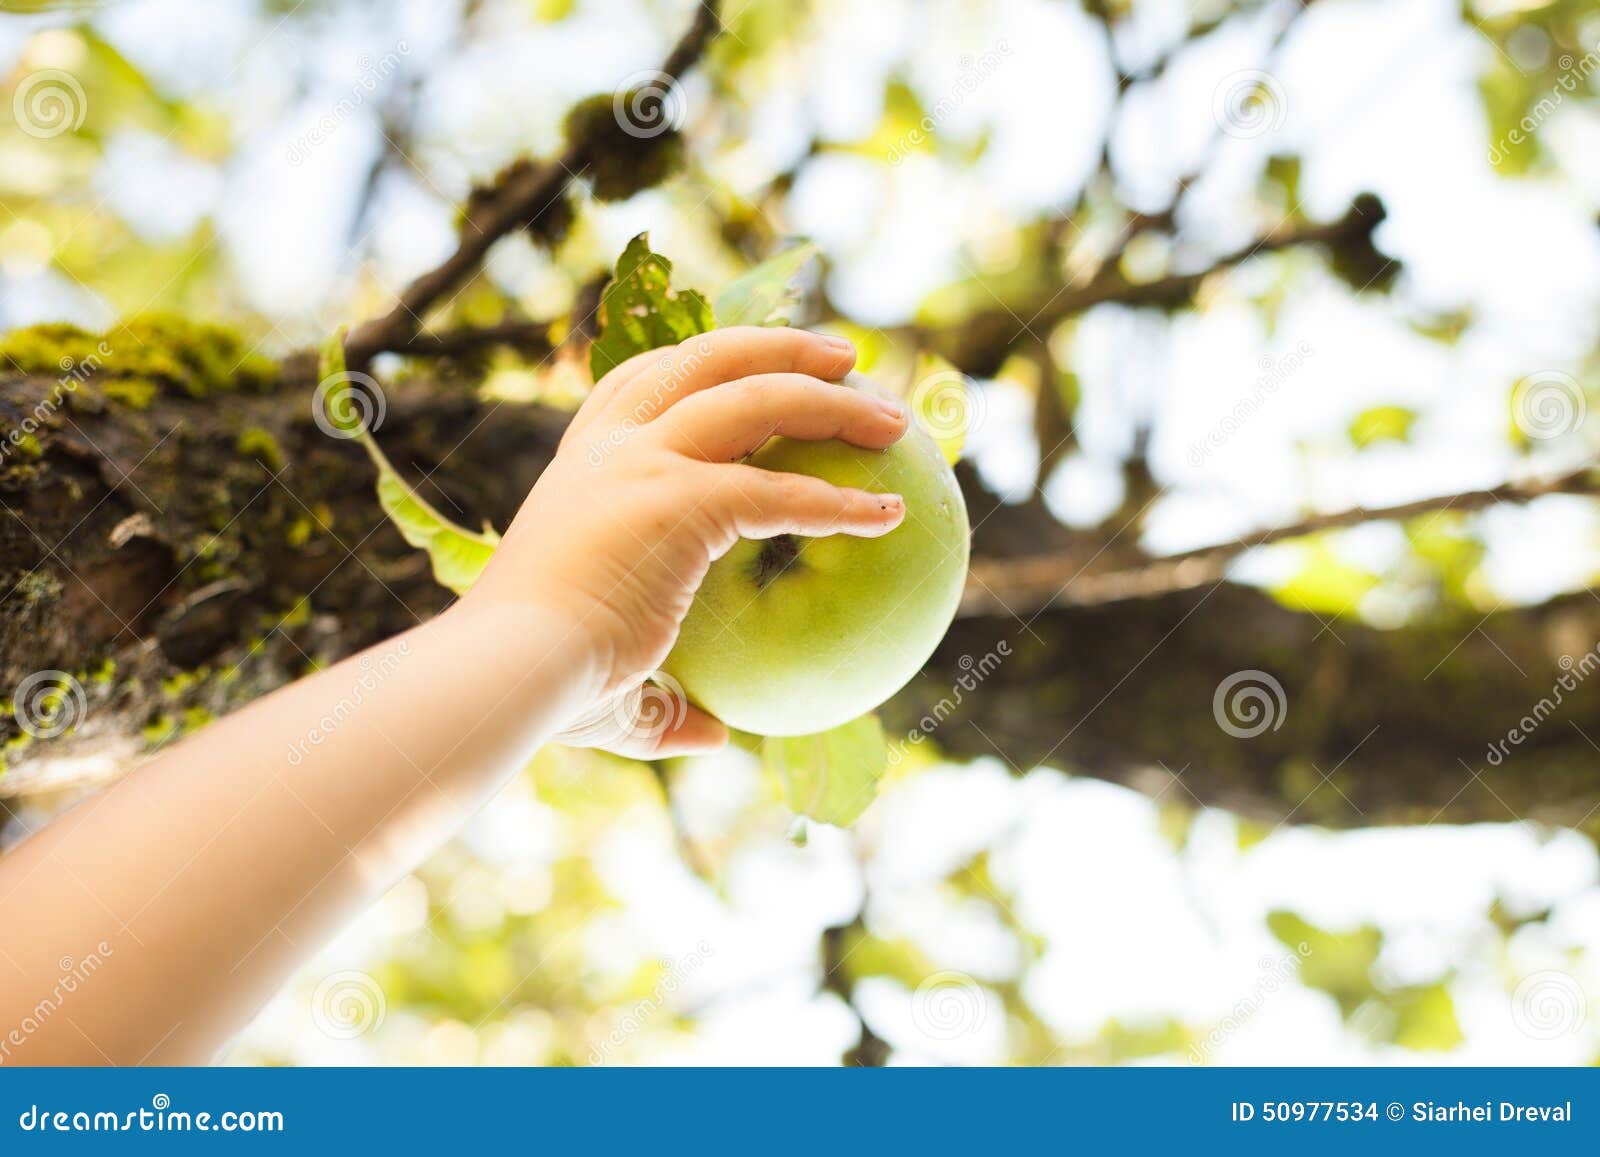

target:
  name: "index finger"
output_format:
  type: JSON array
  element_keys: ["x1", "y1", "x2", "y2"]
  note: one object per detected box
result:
[{"x1": 597, "y1": 327, "x2": 857, "y2": 426}]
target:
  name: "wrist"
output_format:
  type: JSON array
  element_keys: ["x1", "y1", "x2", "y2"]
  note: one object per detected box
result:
[{"x1": 440, "y1": 592, "x2": 613, "y2": 714}]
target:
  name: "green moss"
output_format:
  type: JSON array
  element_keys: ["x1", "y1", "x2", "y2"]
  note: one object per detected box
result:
[
  {"x1": 236, "y1": 425, "x2": 285, "y2": 470},
  {"x1": 563, "y1": 93, "x2": 685, "y2": 202},
  {"x1": 101, "y1": 377, "x2": 160, "y2": 410},
  {"x1": 181, "y1": 705, "x2": 214, "y2": 733},
  {"x1": 160, "y1": 669, "x2": 207, "y2": 699},
  {"x1": 0, "y1": 313, "x2": 280, "y2": 402},
  {"x1": 9, "y1": 431, "x2": 42, "y2": 460},
  {"x1": 141, "y1": 713, "x2": 178, "y2": 746}
]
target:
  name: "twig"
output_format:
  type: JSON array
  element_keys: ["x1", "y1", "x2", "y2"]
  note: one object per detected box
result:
[
  {"x1": 342, "y1": 1, "x2": 723, "y2": 367},
  {"x1": 962, "y1": 463, "x2": 1600, "y2": 616},
  {"x1": 391, "y1": 320, "x2": 554, "y2": 359}
]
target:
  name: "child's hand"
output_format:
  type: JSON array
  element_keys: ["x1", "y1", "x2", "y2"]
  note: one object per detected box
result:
[{"x1": 461, "y1": 327, "x2": 910, "y2": 758}]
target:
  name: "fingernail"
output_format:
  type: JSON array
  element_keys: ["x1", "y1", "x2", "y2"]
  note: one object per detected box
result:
[
  {"x1": 821, "y1": 334, "x2": 855, "y2": 352},
  {"x1": 876, "y1": 396, "x2": 906, "y2": 420},
  {"x1": 880, "y1": 494, "x2": 904, "y2": 514}
]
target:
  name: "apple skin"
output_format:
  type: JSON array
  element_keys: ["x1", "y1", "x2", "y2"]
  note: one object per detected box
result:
[{"x1": 661, "y1": 373, "x2": 971, "y2": 737}]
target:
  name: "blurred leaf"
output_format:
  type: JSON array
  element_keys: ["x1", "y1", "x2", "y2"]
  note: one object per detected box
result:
[
  {"x1": 321, "y1": 332, "x2": 500, "y2": 595},
  {"x1": 1267, "y1": 910, "x2": 1381, "y2": 1016},
  {"x1": 1389, "y1": 981, "x2": 1465, "y2": 1051},
  {"x1": 713, "y1": 241, "x2": 817, "y2": 327},
  {"x1": 1270, "y1": 540, "x2": 1380, "y2": 616},
  {"x1": 589, "y1": 233, "x2": 715, "y2": 380},
  {"x1": 1348, "y1": 404, "x2": 1417, "y2": 448},
  {"x1": 761, "y1": 714, "x2": 888, "y2": 826}
]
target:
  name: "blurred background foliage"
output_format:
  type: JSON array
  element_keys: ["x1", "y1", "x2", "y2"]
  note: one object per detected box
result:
[{"x1": 1, "y1": 0, "x2": 1598, "y2": 1066}]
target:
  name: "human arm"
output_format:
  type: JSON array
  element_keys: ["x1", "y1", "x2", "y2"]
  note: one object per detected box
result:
[{"x1": 0, "y1": 327, "x2": 907, "y2": 1064}]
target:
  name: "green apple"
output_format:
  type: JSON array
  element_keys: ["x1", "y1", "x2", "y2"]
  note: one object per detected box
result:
[{"x1": 662, "y1": 372, "x2": 971, "y2": 736}]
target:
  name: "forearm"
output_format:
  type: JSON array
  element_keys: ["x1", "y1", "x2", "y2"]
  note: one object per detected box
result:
[{"x1": 0, "y1": 601, "x2": 596, "y2": 1065}]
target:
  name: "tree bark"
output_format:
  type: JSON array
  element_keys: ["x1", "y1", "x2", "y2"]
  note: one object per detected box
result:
[{"x1": 3, "y1": 369, "x2": 1597, "y2": 834}]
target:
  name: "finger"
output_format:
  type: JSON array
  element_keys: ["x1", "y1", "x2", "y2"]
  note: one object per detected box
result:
[
  {"x1": 600, "y1": 327, "x2": 857, "y2": 426},
  {"x1": 568, "y1": 345, "x2": 682, "y2": 440},
  {"x1": 713, "y1": 465, "x2": 905, "y2": 539},
  {"x1": 600, "y1": 688, "x2": 728, "y2": 760},
  {"x1": 658, "y1": 373, "x2": 907, "y2": 461},
  {"x1": 647, "y1": 703, "x2": 730, "y2": 758}
]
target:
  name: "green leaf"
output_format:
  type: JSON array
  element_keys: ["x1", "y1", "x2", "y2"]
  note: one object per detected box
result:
[
  {"x1": 761, "y1": 714, "x2": 889, "y2": 827},
  {"x1": 588, "y1": 233, "x2": 715, "y2": 381},
  {"x1": 1267, "y1": 910, "x2": 1381, "y2": 1016},
  {"x1": 713, "y1": 241, "x2": 818, "y2": 327},
  {"x1": 320, "y1": 331, "x2": 500, "y2": 596},
  {"x1": 1347, "y1": 404, "x2": 1416, "y2": 448},
  {"x1": 367, "y1": 458, "x2": 501, "y2": 595}
]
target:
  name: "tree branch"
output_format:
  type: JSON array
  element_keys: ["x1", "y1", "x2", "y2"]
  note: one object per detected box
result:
[
  {"x1": 963, "y1": 463, "x2": 1600, "y2": 616},
  {"x1": 341, "y1": 1, "x2": 723, "y2": 368}
]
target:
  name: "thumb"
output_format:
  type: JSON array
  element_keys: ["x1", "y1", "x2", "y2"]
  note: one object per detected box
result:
[{"x1": 554, "y1": 672, "x2": 728, "y2": 760}]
